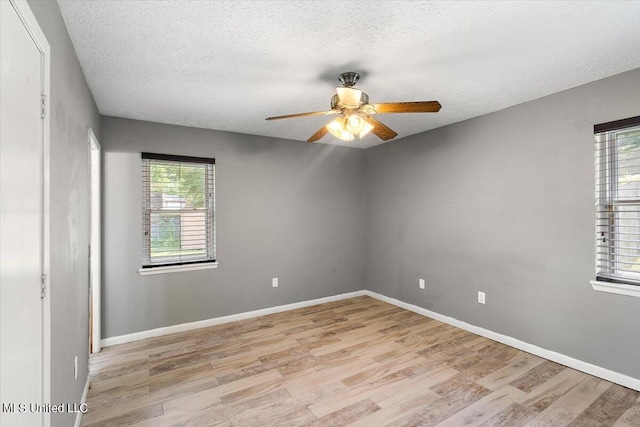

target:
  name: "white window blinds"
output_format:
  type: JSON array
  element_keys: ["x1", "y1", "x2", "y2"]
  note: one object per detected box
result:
[
  {"x1": 595, "y1": 117, "x2": 640, "y2": 285},
  {"x1": 141, "y1": 153, "x2": 215, "y2": 268}
]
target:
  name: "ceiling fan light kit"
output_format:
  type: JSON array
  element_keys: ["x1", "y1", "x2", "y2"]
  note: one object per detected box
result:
[
  {"x1": 326, "y1": 117, "x2": 355, "y2": 142},
  {"x1": 346, "y1": 114, "x2": 373, "y2": 136},
  {"x1": 266, "y1": 72, "x2": 441, "y2": 144},
  {"x1": 326, "y1": 115, "x2": 374, "y2": 142}
]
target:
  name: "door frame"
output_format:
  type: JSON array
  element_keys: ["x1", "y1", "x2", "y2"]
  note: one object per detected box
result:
[
  {"x1": 89, "y1": 129, "x2": 101, "y2": 354},
  {"x1": 6, "y1": 1, "x2": 51, "y2": 426}
]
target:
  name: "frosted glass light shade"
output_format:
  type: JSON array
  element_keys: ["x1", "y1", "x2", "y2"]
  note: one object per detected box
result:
[
  {"x1": 359, "y1": 122, "x2": 374, "y2": 138},
  {"x1": 336, "y1": 87, "x2": 362, "y2": 107},
  {"x1": 346, "y1": 115, "x2": 374, "y2": 139},
  {"x1": 326, "y1": 117, "x2": 355, "y2": 142},
  {"x1": 346, "y1": 115, "x2": 366, "y2": 134}
]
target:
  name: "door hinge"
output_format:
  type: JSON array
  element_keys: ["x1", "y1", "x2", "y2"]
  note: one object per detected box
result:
[
  {"x1": 40, "y1": 95, "x2": 46, "y2": 119},
  {"x1": 41, "y1": 273, "x2": 47, "y2": 298}
]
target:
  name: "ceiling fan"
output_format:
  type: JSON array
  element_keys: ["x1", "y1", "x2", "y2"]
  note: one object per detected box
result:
[{"x1": 266, "y1": 72, "x2": 441, "y2": 143}]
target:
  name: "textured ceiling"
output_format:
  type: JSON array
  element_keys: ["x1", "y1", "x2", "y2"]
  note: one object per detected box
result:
[{"x1": 57, "y1": 1, "x2": 640, "y2": 149}]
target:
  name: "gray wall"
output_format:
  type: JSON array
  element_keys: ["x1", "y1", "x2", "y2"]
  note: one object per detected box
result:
[
  {"x1": 27, "y1": 1, "x2": 101, "y2": 426},
  {"x1": 22, "y1": 2, "x2": 639, "y2": 419},
  {"x1": 364, "y1": 68, "x2": 640, "y2": 379},
  {"x1": 100, "y1": 117, "x2": 365, "y2": 338}
]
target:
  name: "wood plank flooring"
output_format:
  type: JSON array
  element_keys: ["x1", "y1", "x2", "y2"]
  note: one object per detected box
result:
[{"x1": 82, "y1": 296, "x2": 640, "y2": 426}]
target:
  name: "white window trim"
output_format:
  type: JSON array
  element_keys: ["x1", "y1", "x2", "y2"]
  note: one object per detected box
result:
[
  {"x1": 590, "y1": 280, "x2": 640, "y2": 298},
  {"x1": 139, "y1": 261, "x2": 218, "y2": 276}
]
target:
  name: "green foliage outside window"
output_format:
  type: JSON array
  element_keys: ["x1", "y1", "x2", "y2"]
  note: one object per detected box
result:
[
  {"x1": 149, "y1": 162, "x2": 209, "y2": 260},
  {"x1": 150, "y1": 163, "x2": 207, "y2": 209}
]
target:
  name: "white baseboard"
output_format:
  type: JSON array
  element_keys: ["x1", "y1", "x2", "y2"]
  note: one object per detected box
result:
[
  {"x1": 363, "y1": 290, "x2": 640, "y2": 392},
  {"x1": 73, "y1": 374, "x2": 90, "y2": 427},
  {"x1": 101, "y1": 290, "x2": 366, "y2": 347},
  {"x1": 99, "y1": 288, "x2": 639, "y2": 392}
]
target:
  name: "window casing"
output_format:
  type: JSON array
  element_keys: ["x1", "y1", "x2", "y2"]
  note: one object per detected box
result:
[
  {"x1": 141, "y1": 153, "x2": 215, "y2": 268},
  {"x1": 595, "y1": 117, "x2": 640, "y2": 285}
]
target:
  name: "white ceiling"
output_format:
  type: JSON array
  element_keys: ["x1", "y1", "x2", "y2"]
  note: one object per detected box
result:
[{"x1": 57, "y1": 1, "x2": 640, "y2": 149}]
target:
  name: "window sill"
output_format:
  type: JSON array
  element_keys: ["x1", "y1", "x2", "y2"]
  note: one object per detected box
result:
[
  {"x1": 138, "y1": 262, "x2": 218, "y2": 276},
  {"x1": 590, "y1": 280, "x2": 640, "y2": 298}
]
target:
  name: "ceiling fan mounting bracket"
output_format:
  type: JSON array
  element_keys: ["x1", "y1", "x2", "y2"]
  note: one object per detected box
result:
[{"x1": 338, "y1": 72, "x2": 360, "y2": 88}]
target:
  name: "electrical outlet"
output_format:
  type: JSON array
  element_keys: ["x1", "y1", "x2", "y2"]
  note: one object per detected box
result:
[
  {"x1": 478, "y1": 291, "x2": 486, "y2": 304},
  {"x1": 272, "y1": 278, "x2": 278, "y2": 288},
  {"x1": 419, "y1": 279, "x2": 425, "y2": 290},
  {"x1": 74, "y1": 355, "x2": 78, "y2": 380}
]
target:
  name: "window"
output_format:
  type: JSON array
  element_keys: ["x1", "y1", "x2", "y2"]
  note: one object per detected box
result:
[
  {"x1": 141, "y1": 153, "x2": 215, "y2": 270},
  {"x1": 595, "y1": 117, "x2": 640, "y2": 288}
]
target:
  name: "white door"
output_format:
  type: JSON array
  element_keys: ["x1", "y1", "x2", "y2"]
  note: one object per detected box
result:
[{"x1": 1, "y1": 1, "x2": 47, "y2": 426}]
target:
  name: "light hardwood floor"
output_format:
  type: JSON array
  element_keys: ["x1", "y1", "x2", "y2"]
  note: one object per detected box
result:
[{"x1": 82, "y1": 296, "x2": 640, "y2": 426}]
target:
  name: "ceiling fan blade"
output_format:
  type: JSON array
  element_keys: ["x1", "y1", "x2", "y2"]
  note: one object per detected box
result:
[
  {"x1": 372, "y1": 101, "x2": 441, "y2": 114},
  {"x1": 307, "y1": 125, "x2": 329, "y2": 143},
  {"x1": 265, "y1": 110, "x2": 339, "y2": 121},
  {"x1": 362, "y1": 116, "x2": 398, "y2": 141}
]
